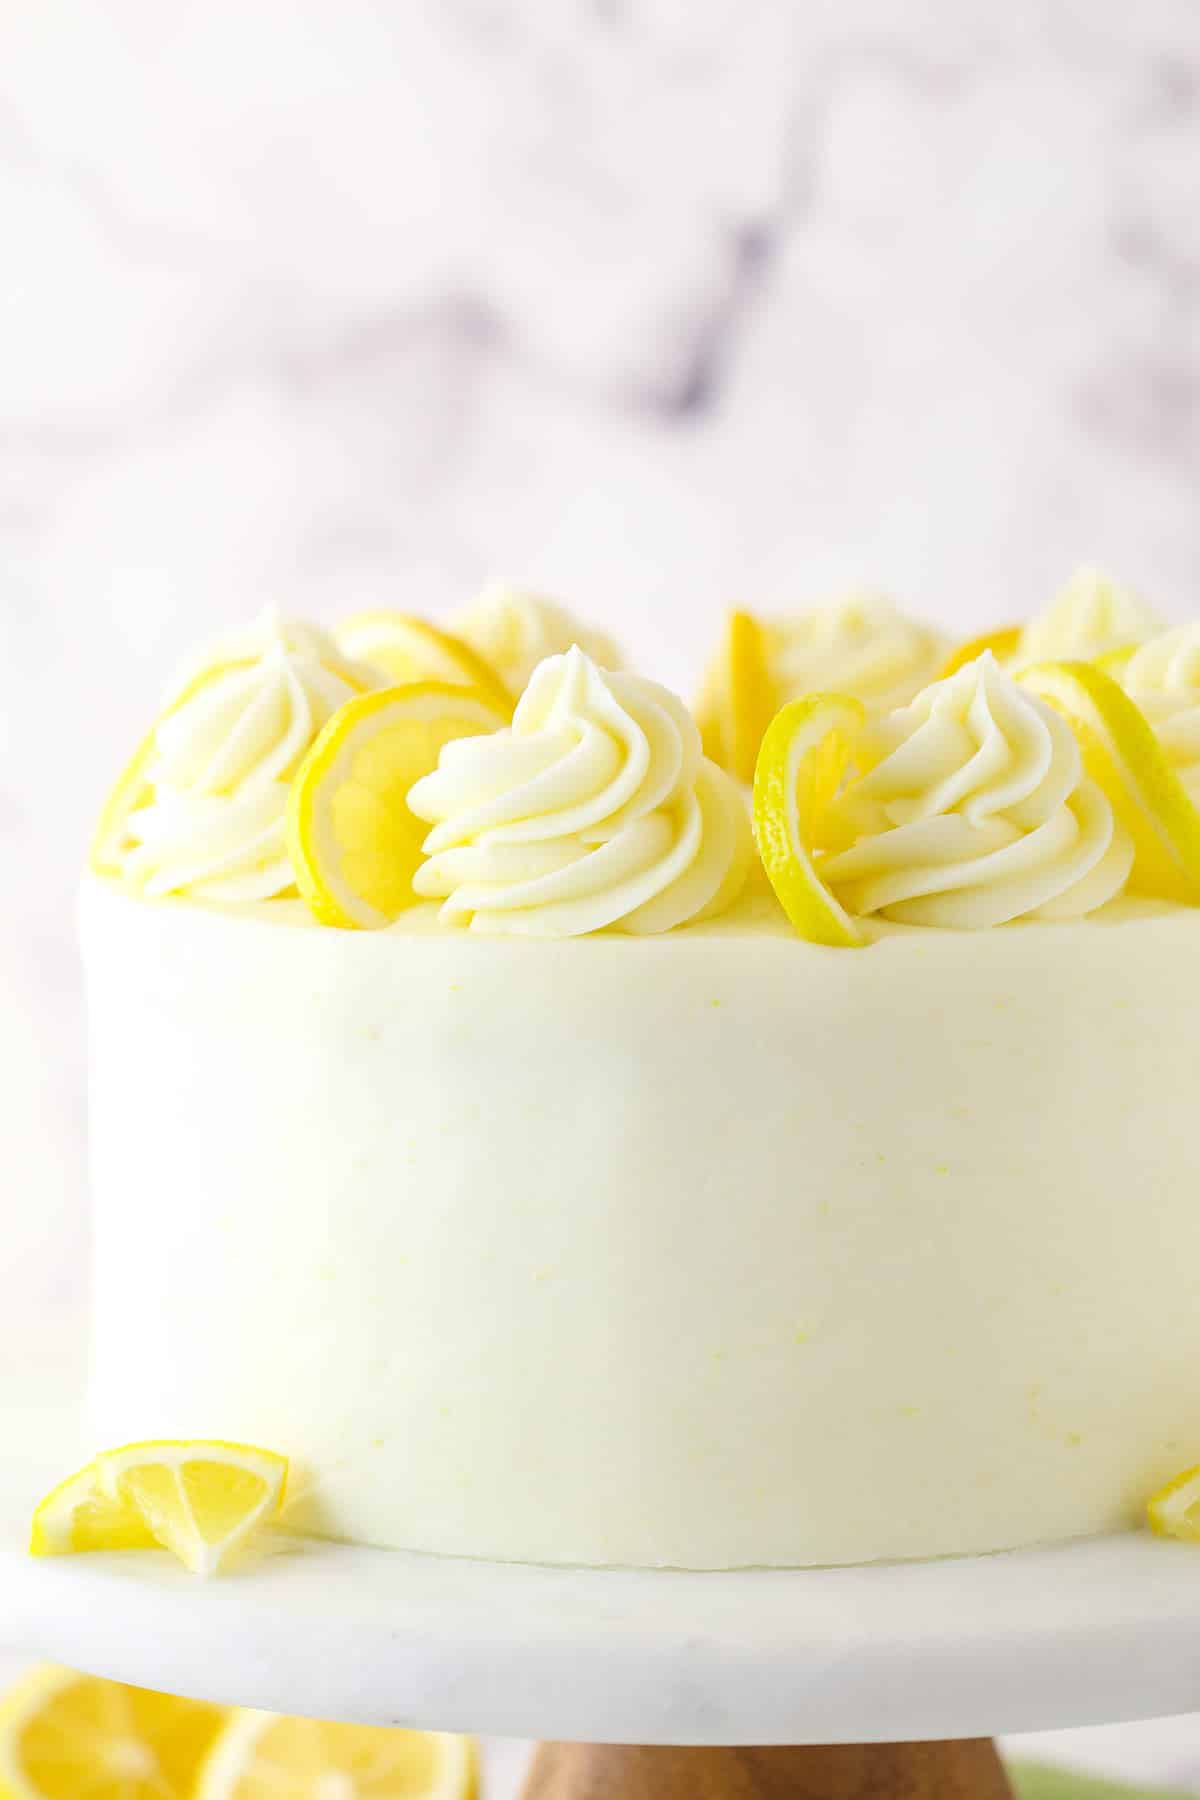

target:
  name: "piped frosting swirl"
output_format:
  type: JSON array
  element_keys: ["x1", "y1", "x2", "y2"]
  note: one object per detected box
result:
[
  {"x1": 1015, "y1": 566, "x2": 1162, "y2": 668},
  {"x1": 452, "y1": 583, "x2": 623, "y2": 694},
  {"x1": 818, "y1": 653, "x2": 1133, "y2": 928},
  {"x1": 765, "y1": 595, "x2": 948, "y2": 715},
  {"x1": 408, "y1": 647, "x2": 752, "y2": 935},
  {"x1": 122, "y1": 611, "x2": 375, "y2": 902},
  {"x1": 1120, "y1": 623, "x2": 1200, "y2": 806}
]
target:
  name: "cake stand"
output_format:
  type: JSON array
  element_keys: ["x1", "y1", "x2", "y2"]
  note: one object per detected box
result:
[{"x1": 5, "y1": 1422, "x2": 1200, "y2": 1800}]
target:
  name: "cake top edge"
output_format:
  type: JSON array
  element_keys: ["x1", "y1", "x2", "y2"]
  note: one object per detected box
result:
[{"x1": 89, "y1": 570, "x2": 1200, "y2": 944}]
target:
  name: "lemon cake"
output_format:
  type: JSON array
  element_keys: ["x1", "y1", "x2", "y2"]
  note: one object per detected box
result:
[{"x1": 84, "y1": 590, "x2": 1200, "y2": 1569}]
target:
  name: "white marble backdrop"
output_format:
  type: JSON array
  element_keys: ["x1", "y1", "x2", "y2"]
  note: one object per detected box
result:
[{"x1": 4, "y1": 0, "x2": 1200, "y2": 1759}]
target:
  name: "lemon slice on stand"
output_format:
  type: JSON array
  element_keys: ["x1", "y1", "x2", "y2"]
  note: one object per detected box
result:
[
  {"x1": 1147, "y1": 1464, "x2": 1200, "y2": 1541},
  {"x1": 338, "y1": 612, "x2": 512, "y2": 717},
  {"x1": 197, "y1": 1711, "x2": 476, "y2": 1800},
  {"x1": 30, "y1": 1441, "x2": 288, "y2": 1577},
  {"x1": 287, "y1": 683, "x2": 509, "y2": 929},
  {"x1": 0, "y1": 1665, "x2": 227, "y2": 1800},
  {"x1": 752, "y1": 694, "x2": 867, "y2": 948},
  {"x1": 1020, "y1": 660, "x2": 1200, "y2": 903}
]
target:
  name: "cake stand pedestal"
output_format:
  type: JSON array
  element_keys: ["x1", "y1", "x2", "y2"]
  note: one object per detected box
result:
[
  {"x1": 6, "y1": 1434, "x2": 1200, "y2": 1799},
  {"x1": 520, "y1": 1739, "x2": 1011, "y2": 1800}
]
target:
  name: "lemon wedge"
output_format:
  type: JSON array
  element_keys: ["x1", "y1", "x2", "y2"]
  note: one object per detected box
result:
[
  {"x1": 287, "y1": 682, "x2": 508, "y2": 929},
  {"x1": 0, "y1": 1664, "x2": 227, "y2": 1799},
  {"x1": 31, "y1": 1441, "x2": 288, "y2": 1577},
  {"x1": 935, "y1": 624, "x2": 1022, "y2": 682},
  {"x1": 1147, "y1": 1463, "x2": 1200, "y2": 1541},
  {"x1": 752, "y1": 693, "x2": 867, "y2": 947},
  {"x1": 1020, "y1": 659, "x2": 1200, "y2": 903},
  {"x1": 699, "y1": 609, "x2": 776, "y2": 783},
  {"x1": 28, "y1": 1461, "x2": 158, "y2": 1557},
  {"x1": 196, "y1": 1710, "x2": 477, "y2": 1800},
  {"x1": 338, "y1": 612, "x2": 512, "y2": 716}
]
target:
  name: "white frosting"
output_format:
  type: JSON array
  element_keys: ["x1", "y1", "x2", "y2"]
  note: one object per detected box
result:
[
  {"x1": 122, "y1": 612, "x2": 373, "y2": 903},
  {"x1": 84, "y1": 877, "x2": 1200, "y2": 1568},
  {"x1": 764, "y1": 594, "x2": 948, "y2": 714},
  {"x1": 1120, "y1": 624, "x2": 1200, "y2": 806},
  {"x1": 409, "y1": 647, "x2": 751, "y2": 935},
  {"x1": 1015, "y1": 566, "x2": 1163, "y2": 667},
  {"x1": 820, "y1": 654, "x2": 1133, "y2": 928},
  {"x1": 451, "y1": 583, "x2": 623, "y2": 693}
]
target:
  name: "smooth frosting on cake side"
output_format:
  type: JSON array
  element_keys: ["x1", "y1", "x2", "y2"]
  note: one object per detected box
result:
[{"x1": 84, "y1": 875, "x2": 1200, "y2": 1568}]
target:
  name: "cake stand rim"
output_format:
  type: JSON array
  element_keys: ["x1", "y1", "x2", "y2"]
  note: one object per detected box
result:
[{"x1": 4, "y1": 1523, "x2": 1200, "y2": 1743}]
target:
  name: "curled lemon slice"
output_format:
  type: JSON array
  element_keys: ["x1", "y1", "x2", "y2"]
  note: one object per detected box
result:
[
  {"x1": 89, "y1": 725, "x2": 161, "y2": 879},
  {"x1": 287, "y1": 683, "x2": 508, "y2": 929},
  {"x1": 1147, "y1": 1463, "x2": 1200, "y2": 1541},
  {"x1": 0, "y1": 1664, "x2": 227, "y2": 1800},
  {"x1": 338, "y1": 611, "x2": 512, "y2": 716},
  {"x1": 752, "y1": 694, "x2": 866, "y2": 948},
  {"x1": 88, "y1": 661, "x2": 232, "y2": 878},
  {"x1": 698, "y1": 609, "x2": 777, "y2": 783},
  {"x1": 935, "y1": 624, "x2": 1022, "y2": 682},
  {"x1": 1020, "y1": 659, "x2": 1200, "y2": 903},
  {"x1": 197, "y1": 1711, "x2": 476, "y2": 1800},
  {"x1": 31, "y1": 1440, "x2": 288, "y2": 1578}
]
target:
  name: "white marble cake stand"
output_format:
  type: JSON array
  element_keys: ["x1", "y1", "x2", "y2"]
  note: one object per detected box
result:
[{"x1": 5, "y1": 1421, "x2": 1200, "y2": 1800}]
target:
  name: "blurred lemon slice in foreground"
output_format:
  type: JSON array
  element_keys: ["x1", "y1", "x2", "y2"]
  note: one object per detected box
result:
[
  {"x1": 288, "y1": 683, "x2": 509, "y2": 929},
  {"x1": 1147, "y1": 1463, "x2": 1200, "y2": 1541},
  {"x1": 197, "y1": 1710, "x2": 477, "y2": 1800},
  {"x1": 31, "y1": 1441, "x2": 287, "y2": 1578},
  {"x1": 1020, "y1": 659, "x2": 1200, "y2": 903},
  {"x1": 936, "y1": 624, "x2": 1022, "y2": 682},
  {"x1": 338, "y1": 611, "x2": 512, "y2": 716},
  {"x1": 0, "y1": 1664, "x2": 227, "y2": 1800},
  {"x1": 753, "y1": 694, "x2": 866, "y2": 948}
]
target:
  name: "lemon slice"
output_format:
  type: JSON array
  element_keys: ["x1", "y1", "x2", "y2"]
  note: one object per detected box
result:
[
  {"x1": 1147, "y1": 1463, "x2": 1200, "y2": 1541},
  {"x1": 935, "y1": 624, "x2": 1022, "y2": 682},
  {"x1": 698, "y1": 609, "x2": 777, "y2": 783},
  {"x1": 287, "y1": 683, "x2": 508, "y2": 929},
  {"x1": 89, "y1": 726, "x2": 161, "y2": 878},
  {"x1": 752, "y1": 693, "x2": 867, "y2": 948},
  {"x1": 0, "y1": 1663, "x2": 227, "y2": 1799},
  {"x1": 88, "y1": 660, "x2": 227, "y2": 877},
  {"x1": 196, "y1": 1710, "x2": 477, "y2": 1800},
  {"x1": 338, "y1": 612, "x2": 512, "y2": 716},
  {"x1": 1020, "y1": 660, "x2": 1200, "y2": 903},
  {"x1": 31, "y1": 1441, "x2": 288, "y2": 1577}
]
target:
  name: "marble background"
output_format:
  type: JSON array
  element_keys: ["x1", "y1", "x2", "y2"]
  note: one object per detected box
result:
[{"x1": 4, "y1": 0, "x2": 1200, "y2": 1770}]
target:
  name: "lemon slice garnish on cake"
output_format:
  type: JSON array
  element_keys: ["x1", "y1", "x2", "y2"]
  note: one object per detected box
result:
[
  {"x1": 699, "y1": 609, "x2": 777, "y2": 783},
  {"x1": 89, "y1": 726, "x2": 161, "y2": 879},
  {"x1": 936, "y1": 624, "x2": 1022, "y2": 681},
  {"x1": 196, "y1": 1711, "x2": 476, "y2": 1800},
  {"x1": 31, "y1": 1441, "x2": 287, "y2": 1577},
  {"x1": 1147, "y1": 1463, "x2": 1200, "y2": 1541},
  {"x1": 752, "y1": 693, "x2": 866, "y2": 948},
  {"x1": 288, "y1": 682, "x2": 508, "y2": 929},
  {"x1": 0, "y1": 1664, "x2": 228, "y2": 1800},
  {"x1": 1020, "y1": 659, "x2": 1200, "y2": 903},
  {"x1": 338, "y1": 611, "x2": 513, "y2": 716}
]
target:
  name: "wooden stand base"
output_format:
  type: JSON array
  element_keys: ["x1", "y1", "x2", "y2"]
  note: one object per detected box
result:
[{"x1": 522, "y1": 1738, "x2": 1013, "y2": 1800}]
